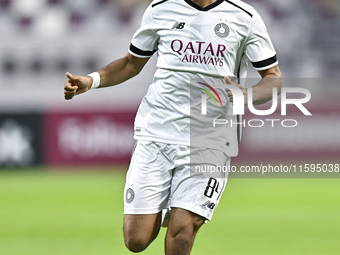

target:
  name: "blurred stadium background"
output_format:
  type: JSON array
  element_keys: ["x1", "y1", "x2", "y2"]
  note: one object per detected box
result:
[{"x1": 0, "y1": 0, "x2": 340, "y2": 254}]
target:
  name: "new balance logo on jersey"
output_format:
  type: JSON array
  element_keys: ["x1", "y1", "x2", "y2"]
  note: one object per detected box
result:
[
  {"x1": 171, "y1": 22, "x2": 185, "y2": 29},
  {"x1": 202, "y1": 200, "x2": 216, "y2": 210}
]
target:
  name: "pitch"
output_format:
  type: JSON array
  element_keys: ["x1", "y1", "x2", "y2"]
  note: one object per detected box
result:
[{"x1": 0, "y1": 168, "x2": 339, "y2": 255}]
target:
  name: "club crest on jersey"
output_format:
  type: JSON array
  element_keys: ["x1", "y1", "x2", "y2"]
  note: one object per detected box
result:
[{"x1": 214, "y1": 23, "x2": 230, "y2": 38}]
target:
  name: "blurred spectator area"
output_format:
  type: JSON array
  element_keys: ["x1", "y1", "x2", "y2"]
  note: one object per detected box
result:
[
  {"x1": 0, "y1": 0, "x2": 154, "y2": 111},
  {"x1": 0, "y1": 0, "x2": 151, "y2": 34},
  {"x1": 244, "y1": 0, "x2": 340, "y2": 79},
  {"x1": 0, "y1": 0, "x2": 339, "y2": 111}
]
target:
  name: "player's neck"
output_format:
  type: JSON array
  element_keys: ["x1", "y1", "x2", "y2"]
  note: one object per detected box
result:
[{"x1": 190, "y1": 0, "x2": 218, "y2": 8}]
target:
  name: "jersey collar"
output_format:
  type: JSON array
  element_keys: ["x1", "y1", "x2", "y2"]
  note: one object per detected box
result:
[{"x1": 184, "y1": 0, "x2": 224, "y2": 11}]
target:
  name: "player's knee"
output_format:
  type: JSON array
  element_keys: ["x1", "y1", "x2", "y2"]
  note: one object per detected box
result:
[
  {"x1": 173, "y1": 228, "x2": 192, "y2": 246},
  {"x1": 124, "y1": 235, "x2": 149, "y2": 253},
  {"x1": 166, "y1": 222, "x2": 198, "y2": 252}
]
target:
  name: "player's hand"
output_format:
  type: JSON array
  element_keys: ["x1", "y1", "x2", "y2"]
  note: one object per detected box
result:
[
  {"x1": 64, "y1": 72, "x2": 92, "y2": 100},
  {"x1": 224, "y1": 76, "x2": 247, "y2": 106}
]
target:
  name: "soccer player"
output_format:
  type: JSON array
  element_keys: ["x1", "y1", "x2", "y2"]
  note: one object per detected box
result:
[{"x1": 64, "y1": 0, "x2": 283, "y2": 254}]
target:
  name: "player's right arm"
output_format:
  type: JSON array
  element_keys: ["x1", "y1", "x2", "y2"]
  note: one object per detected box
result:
[{"x1": 64, "y1": 53, "x2": 149, "y2": 100}]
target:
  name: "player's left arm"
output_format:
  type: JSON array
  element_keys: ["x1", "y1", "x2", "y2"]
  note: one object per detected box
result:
[{"x1": 225, "y1": 64, "x2": 283, "y2": 105}]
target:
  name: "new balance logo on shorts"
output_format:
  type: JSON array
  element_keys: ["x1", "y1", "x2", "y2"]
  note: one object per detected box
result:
[
  {"x1": 171, "y1": 22, "x2": 185, "y2": 29},
  {"x1": 202, "y1": 200, "x2": 216, "y2": 210}
]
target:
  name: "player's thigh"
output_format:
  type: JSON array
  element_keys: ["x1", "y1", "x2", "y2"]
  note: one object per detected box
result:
[
  {"x1": 166, "y1": 207, "x2": 205, "y2": 235},
  {"x1": 165, "y1": 208, "x2": 205, "y2": 254},
  {"x1": 171, "y1": 147, "x2": 230, "y2": 221},
  {"x1": 124, "y1": 212, "x2": 162, "y2": 244}
]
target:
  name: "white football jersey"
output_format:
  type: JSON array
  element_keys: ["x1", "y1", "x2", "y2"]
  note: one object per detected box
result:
[{"x1": 128, "y1": 0, "x2": 278, "y2": 157}]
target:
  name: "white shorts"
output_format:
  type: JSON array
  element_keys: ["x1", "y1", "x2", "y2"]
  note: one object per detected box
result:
[{"x1": 124, "y1": 140, "x2": 230, "y2": 221}]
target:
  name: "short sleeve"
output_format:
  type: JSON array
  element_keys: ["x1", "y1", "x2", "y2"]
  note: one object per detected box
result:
[
  {"x1": 246, "y1": 11, "x2": 278, "y2": 71},
  {"x1": 128, "y1": 5, "x2": 159, "y2": 58}
]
